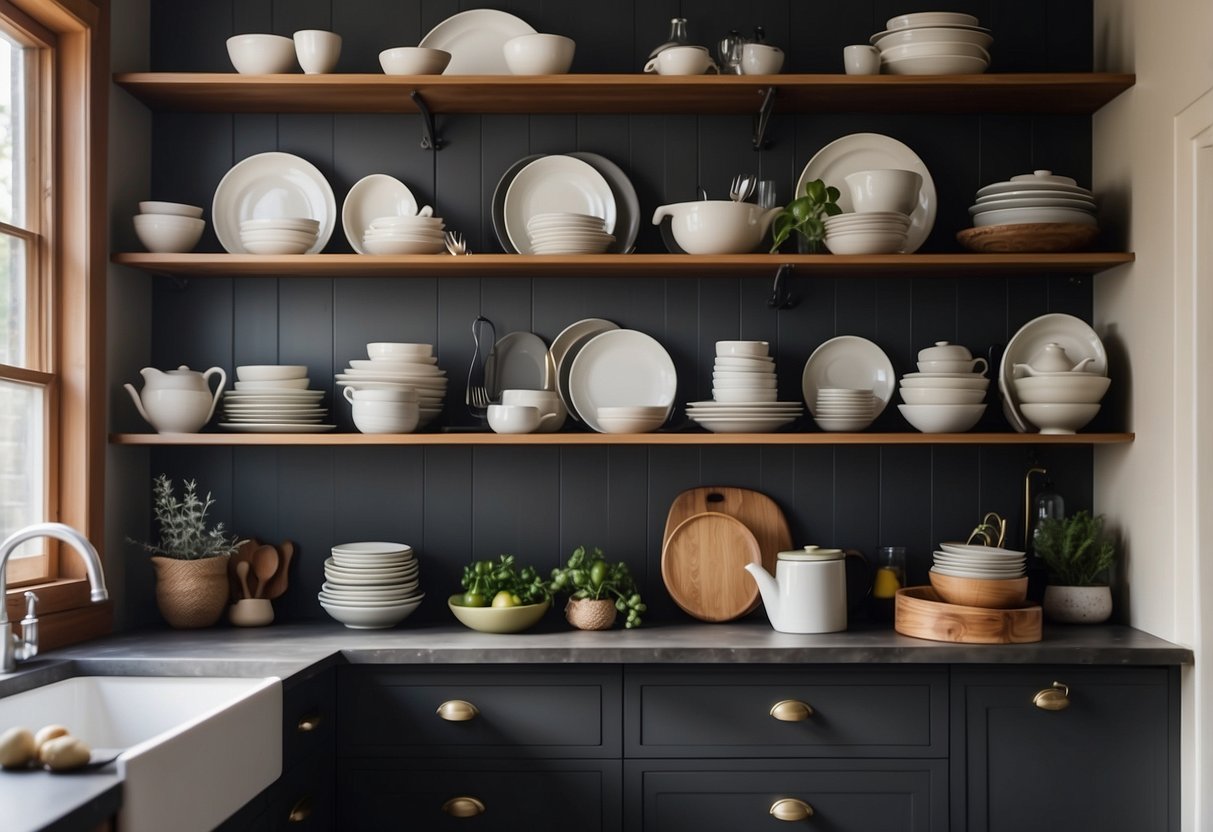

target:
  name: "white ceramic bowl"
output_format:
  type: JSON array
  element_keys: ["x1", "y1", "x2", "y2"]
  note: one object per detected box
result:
[
  {"x1": 899, "y1": 375, "x2": 990, "y2": 390},
  {"x1": 352, "y1": 405, "x2": 419, "y2": 435},
  {"x1": 714, "y1": 357, "x2": 775, "y2": 371},
  {"x1": 972, "y1": 206, "x2": 1098, "y2": 227},
  {"x1": 652, "y1": 201, "x2": 781, "y2": 255},
  {"x1": 1020, "y1": 402, "x2": 1101, "y2": 434},
  {"x1": 1013, "y1": 375, "x2": 1111, "y2": 404},
  {"x1": 236, "y1": 365, "x2": 307, "y2": 382},
  {"x1": 873, "y1": 26, "x2": 993, "y2": 50},
  {"x1": 880, "y1": 41, "x2": 991, "y2": 62},
  {"x1": 899, "y1": 386, "x2": 987, "y2": 405},
  {"x1": 226, "y1": 34, "x2": 297, "y2": 74},
  {"x1": 241, "y1": 217, "x2": 321, "y2": 233},
  {"x1": 716, "y1": 340, "x2": 769, "y2": 357},
  {"x1": 378, "y1": 46, "x2": 451, "y2": 75},
  {"x1": 714, "y1": 388, "x2": 778, "y2": 403},
  {"x1": 898, "y1": 403, "x2": 986, "y2": 433},
  {"x1": 814, "y1": 415, "x2": 874, "y2": 431},
  {"x1": 711, "y1": 377, "x2": 778, "y2": 389},
  {"x1": 234, "y1": 378, "x2": 310, "y2": 391},
  {"x1": 139, "y1": 201, "x2": 204, "y2": 218},
  {"x1": 243, "y1": 239, "x2": 312, "y2": 255},
  {"x1": 844, "y1": 169, "x2": 923, "y2": 215},
  {"x1": 319, "y1": 595, "x2": 423, "y2": 629},
  {"x1": 596, "y1": 414, "x2": 666, "y2": 434},
  {"x1": 133, "y1": 214, "x2": 206, "y2": 253},
  {"x1": 503, "y1": 33, "x2": 575, "y2": 75},
  {"x1": 597, "y1": 405, "x2": 668, "y2": 419},
  {"x1": 887, "y1": 11, "x2": 981, "y2": 29},
  {"x1": 367, "y1": 343, "x2": 433, "y2": 360},
  {"x1": 882, "y1": 54, "x2": 988, "y2": 75},
  {"x1": 363, "y1": 237, "x2": 445, "y2": 255},
  {"x1": 824, "y1": 229, "x2": 908, "y2": 255}
]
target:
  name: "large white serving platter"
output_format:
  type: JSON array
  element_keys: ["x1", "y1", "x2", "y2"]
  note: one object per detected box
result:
[
  {"x1": 419, "y1": 9, "x2": 535, "y2": 74},
  {"x1": 802, "y1": 335, "x2": 896, "y2": 417},
  {"x1": 503, "y1": 155, "x2": 616, "y2": 254},
  {"x1": 568, "y1": 330, "x2": 676, "y2": 433},
  {"x1": 213, "y1": 152, "x2": 335, "y2": 254},
  {"x1": 341, "y1": 174, "x2": 418, "y2": 254}
]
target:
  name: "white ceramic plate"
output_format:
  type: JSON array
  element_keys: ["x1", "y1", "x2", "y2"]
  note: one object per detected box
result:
[
  {"x1": 419, "y1": 9, "x2": 535, "y2": 74},
  {"x1": 551, "y1": 319, "x2": 619, "y2": 421},
  {"x1": 219, "y1": 423, "x2": 336, "y2": 432},
  {"x1": 568, "y1": 330, "x2": 677, "y2": 433},
  {"x1": 332, "y1": 541, "x2": 412, "y2": 555},
  {"x1": 970, "y1": 195, "x2": 1096, "y2": 214},
  {"x1": 485, "y1": 331, "x2": 551, "y2": 398},
  {"x1": 341, "y1": 174, "x2": 418, "y2": 254},
  {"x1": 213, "y1": 152, "x2": 336, "y2": 254},
  {"x1": 802, "y1": 335, "x2": 895, "y2": 417},
  {"x1": 976, "y1": 181, "x2": 1094, "y2": 200},
  {"x1": 503, "y1": 156, "x2": 616, "y2": 254},
  {"x1": 223, "y1": 392, "x2": 325, "y2": 403},
  {"x1": 796, "y1": 133, "x2": 936, "y2": 253},
  {"x1": 999, "y1": 312, "x2": 1107, "y2": 433},
  {"x1": 690, "y1": 415, "x2": 797, "y2": 433},
  {"x1": 886, "y1": 11, "x2": 981, "y2": 30},
  {"x1": 346, "y1": 359, "x2": 442, "y2": 374},
  {"x1": 938, "y1": 542, "x2": 1026, "y2": 557},
  {"x1": 872, "y1": 26, "x2": 994, "y2": 50},
  {"x1": 568, "y1": 151, "x2": 640, "y2": 255}
]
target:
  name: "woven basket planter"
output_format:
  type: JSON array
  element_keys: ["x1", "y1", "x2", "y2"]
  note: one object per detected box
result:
[
  {"x1": 565, "y1": 597, "x2": 618, "y2": 630},
  {"x1": 152, "y1": 554, "x2": 230, "y2": 628}
]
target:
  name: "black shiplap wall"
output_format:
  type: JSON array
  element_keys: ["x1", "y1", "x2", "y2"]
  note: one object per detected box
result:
[{"x1": 128, "y1": 0, "x2": 1100, "y2": 627}]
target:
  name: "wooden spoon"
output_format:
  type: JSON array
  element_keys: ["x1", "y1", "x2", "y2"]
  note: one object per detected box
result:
[
  {"x1": 251, "y1": 544, "x2": 279, "y2": 599},
  {"x1": 235, "y1": 560, "x2": 253, "y2": 600},
  {"x1": 227, "y1": 537, "x2": 259, "y2": 601},
  {"x1": 261, "y1": 540, "x2": 295, "y2": 601}
]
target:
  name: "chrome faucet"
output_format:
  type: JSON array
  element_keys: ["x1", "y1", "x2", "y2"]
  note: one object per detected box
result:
[{"x1": 1, "y1": 522, "x2": 109, "y2": 673}]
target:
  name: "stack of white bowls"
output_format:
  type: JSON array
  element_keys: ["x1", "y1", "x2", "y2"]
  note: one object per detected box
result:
[
  {"x1": 824, "y1": 169, "x2": 921, "y2": 255},
  {"x1": 239, "y1": 217, "x2": 320, "y2": 255},
  {"x1": 596, "y1": 405, "x2": 667, "y2": 434},
  {"x1": 968, "y1": 170, "x2": 1097, "y2": 229},
  {"x1": 1011, "y1": 342, "x2": 1110, "y2": 435},
  {"x1": 133, "y1": 201, "x2": 206, "y2": 253},
  {"x1": 931, "y1": 542, "x2": 1025, "y2": 580},
  {"x1": 686, "y1": 341, "x2": 802, "y2": 433},
  {"x1": 814, "y1": 388, "x2": 876, "y2": 431},
  {"x1": 334, "y1": 342, "x2": 446, "y2": 428},
  {"x1": 222, "y1": 365, "x2": 329, "y2": 428},
  {"x1": 870, "y1": 12, "x2": 992, "y2": 75},
  {"x1": 897, "y1": 341, "x2": 988, "y2": 433},
  {"x1": 526, "y1": 212, "x2": 615, "y2": 255},
  {"x1": 319, "y1": 541, "x2": 424, "y2": 629},
  {"x1": 362, "y1": 212, "x2": 446, "y2": 254}
]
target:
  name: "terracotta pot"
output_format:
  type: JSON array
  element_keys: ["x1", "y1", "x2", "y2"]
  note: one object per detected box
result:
[
  {"x1": 1042, "y1": 584, "x2": 1112, "y2": 624},
  {"x1": 565, "y1": 597, "x2": 618, "y2": 630},
  {"x1": 151, "y1": 554, "x2": 230, "y2": 628}
]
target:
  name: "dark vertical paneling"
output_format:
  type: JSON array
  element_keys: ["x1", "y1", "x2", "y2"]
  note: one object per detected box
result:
[
  {"x1": 233, "y1": 279, "x2": 280, "y2": 365},
  {"x1": 791, "y1": 446, "x2": 834, "y2": 543},
  {"x1": 274, "y1": 449, "x2": 335, "y2": 621},
  {"x1": 878, "y1": 446, "x2": 933, "y2": 583},
  {"x1": 833, "y1": 446, "x2": 880, "y2": 553},
  {"x1": 152, "y1": 114, "x2": 233, "y2": 252},
  {"x1": 151, "y1": 0, "x2": 233, "y2": 72},
  {"x1": 421, "y1": 446, "x2": 474, "y2": 621},
  {"x1": 479, "y1": 115, "x2": 530, "y2": 253},
  {"x1": 333, "y1": 0, "x2": 421, "y2": 73},
  {"x1": 152, "y1": 279, "x2": 234, "y2": 373}
]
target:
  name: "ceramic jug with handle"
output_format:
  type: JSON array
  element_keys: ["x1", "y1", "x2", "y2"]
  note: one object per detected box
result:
[
  {"x1": 744, "y1": 545, "x2": 868, "y2": 634},
  {"x1": 125, "y1": 365, "x2": 226, "y2": 433},
  {"x1": 1013, "y1": 342, "x2": 1097, "y2": 376}
]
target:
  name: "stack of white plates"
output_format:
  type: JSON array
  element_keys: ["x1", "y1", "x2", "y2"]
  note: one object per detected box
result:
[
  {"x1": 318, "y1": 541, "x2": 424, "y2": 629},
  {"x1": 802, "y1": 335, "x2": 895, "y2": 431},
  {"x1": 969, "y1": 170, "x2": 1098, "y2": 229},
  {"x1": 931, "y1": 542, "x2": 1025, "y2": 580},
  {"x1": 870, "y1": 12, "x2": 992, "y2": 75},
  {"x1": 823, "y1": 211, "x2": 911, "y2": 255},
  {"x1": 239, "y1": 217, "x2": 320, "y2": 255},
  {"x1": 221, "y1": 365, "x2": 334, "y2": 433},
  {"x1": 335, "y1": 342, "x2": 446, "y2": 428},
  {"x1": 687, "y1": 340, "x2": 802, "y2": 433},
  {"x1": 526, "y1": 212, "x2": 615, "y2": 255},
  {"x1": 362, "y1": 213, "x2": 447, "y2": 255},
  {"x1": 814, "y1": 388, "x2": 876, "y2": 431}
]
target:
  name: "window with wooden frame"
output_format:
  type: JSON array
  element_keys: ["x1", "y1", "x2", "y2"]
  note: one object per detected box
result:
[{"x1": 2, "y1": 0, "x2": 107, "y2": 648}]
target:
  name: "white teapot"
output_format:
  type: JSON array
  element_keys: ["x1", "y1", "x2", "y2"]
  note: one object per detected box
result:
[
  {"x1": 1013, "y1": 342, "x2": 1096, "y2": 377},
  {"x1": 744, "y1": 545, "x2": 869, "y2": 634},
  {"x1": 124, "y1": 365, "x2": 226, "y2": 433}
]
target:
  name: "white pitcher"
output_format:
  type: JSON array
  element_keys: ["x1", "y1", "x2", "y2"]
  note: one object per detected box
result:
[{"x1": 125, "y1": 365, "x2": 226, "y2": 433}]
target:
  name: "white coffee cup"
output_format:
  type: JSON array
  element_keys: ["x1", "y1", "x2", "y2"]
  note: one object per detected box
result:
[
  {"x1": 740, "y1": 43, "x2": 784, "y2": 75},
  {"x1": 501, "y1": 389, "x2": 567, "y2": 432},
  {"x1": 350, "y1": 399, "x2": 419, "y2": 434},
  {"x1": 487, "y1": 404, "x2": 558, "y2": 434},
  {"x1": 843, "y1": 44, "x2": 881, "y2": 75},
  {"x1": 293, "y1": 30, "x2": 342, "y2": 74},
  {"x1": 644, "y1": 45, "x2": 718, "y2": 76},
  {"x1": 343, "y1": 386, "x2": 418, "y2": 404},
  {"x1": 844, "y1": 169, "x2": 923, "y2": 215}
]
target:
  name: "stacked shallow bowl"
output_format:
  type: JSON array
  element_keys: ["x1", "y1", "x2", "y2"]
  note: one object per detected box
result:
[
  {"x1": 686, "y1": 341, "x2": 802, "y2": 433},
  {"x1": 928, "y1": 542, "x2": 1027, "y2": 609},
  {"x1": 813, "y1": 388, "x2": 876, "y2": 431},
  {"x1": 897, "y1": 341, "x2": 988, "y2": 433},
  {"x1": 960, "y1": 170, "x2": 1098, "y2": 253},
  {"x1": 823, "y1": 169, "x2": 921, "y2": 255},
  {"x1": 870, "y1": 12, "x2": 992, "y2": 75},
  {"x1": 362, "y1": 213, "x2": 446, "y2": 255},
  {"x1": 1011, "y1": 343, "x2": 1111, "y2": 435},
  {"x1": 133, "y1": 201, "x2": 206, "y2": 253},
  {"x1": 239, "y1": 217, "x2": 320, "y2": 255},
  {"x1": 319, "y1": 541, "x2": 424, "y2": 629},
  {"x1": 526, "y1": 212, "x2": 615, "y2": 255},
  {"x1": 221, "y1": 365, "x2": 331, "y2": 431},
  {"x1": 335, "y1": 342, "x2": 446, "y2": 428}
]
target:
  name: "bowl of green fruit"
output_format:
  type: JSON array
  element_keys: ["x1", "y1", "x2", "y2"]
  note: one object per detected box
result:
[{"x1": 448, "y1": 554, "x2": 551, "y2": 634}]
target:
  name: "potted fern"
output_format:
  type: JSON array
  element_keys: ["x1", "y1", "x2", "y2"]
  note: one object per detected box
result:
[
  {"x1": 1034, "y1": 510, "x2": 1117, "y2": 623},
  {"x1": 129, "y1": 474, "x2": 243, "y2": 628}
]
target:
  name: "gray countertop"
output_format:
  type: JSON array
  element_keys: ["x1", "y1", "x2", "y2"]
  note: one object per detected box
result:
[{"x1": 1, "y1": 620, "x2": 1192, "y2": 832}]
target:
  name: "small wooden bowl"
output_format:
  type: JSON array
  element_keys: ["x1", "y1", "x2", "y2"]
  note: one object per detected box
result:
[
  {"x1": 895, "y1": 586, "x2": 1041, "y2": 644},
  {"x1": 929, "y1": 571, "x2": 1028, "y2": 609}
]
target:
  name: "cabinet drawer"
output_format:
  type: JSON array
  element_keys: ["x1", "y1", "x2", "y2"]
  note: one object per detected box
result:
[
  {"x1": 337, "y1": 758, "x2": 622, "y2": 832},
  {"x1": 626, "y1": 759, "x2": 947, "y2": 832},
  {"x1": 626, "y1": 666, "x2": 947, "y2": 757},
  {"x1": 259, "y1": 755, "x2": 335, "y2": 831},
  {"x1": 338, "y1": 665, "x2": 621, "y2": 758},
  {"x1": 282, "y1": 667, "x2": 335, "y2": 767}
]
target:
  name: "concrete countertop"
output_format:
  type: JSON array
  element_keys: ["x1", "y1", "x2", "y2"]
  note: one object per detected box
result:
[{"x1": 1, "y1": 620, "x2": 1193, "y2": 832}]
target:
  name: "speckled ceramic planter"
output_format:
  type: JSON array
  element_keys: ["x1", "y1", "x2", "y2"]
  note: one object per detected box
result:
[{"x1": 1043, "y1": 585, "x2": 1113, "y2": 624}]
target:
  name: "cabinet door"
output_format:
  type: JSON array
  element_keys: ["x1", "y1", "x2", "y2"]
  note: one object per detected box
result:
[
  {"x1": 952, "y1": 667, "x2": 1177, "y2": 832},
  {"x1": 337, "y1": 758, "x2": 622, "y2": 832},
  {"x1": 626, "y1": 759, "x2": 947, "y2": 832}
]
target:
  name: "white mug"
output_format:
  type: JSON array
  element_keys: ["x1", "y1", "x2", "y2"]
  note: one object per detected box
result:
[
  {"x1": 293, "y1": 30, "x2": 342, "y2": 74},
  {"x1": 843, "y1": 44, "x2": 880, "y2": 75},
  {"x1": 487, "y1": 404, "x2": 558, "y2": 434},
  {"x1": 344, "y1": 386, "x2": 418, "y2": 404},
  {"x1": 501, "y1": 389, "x2": 567, "y2": 432},
  {"x1": 740, "y1": 43, "x2": 784, "y2": 75},
  {"x1": 644, "y1": 45, "x2": 718, "y2": 76}
]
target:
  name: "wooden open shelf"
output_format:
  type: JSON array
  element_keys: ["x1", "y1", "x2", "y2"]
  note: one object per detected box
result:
[
  {"x1": 110, "y1": 432, "x2": 1134, "y2": 447},
  {"x1": 114, "y1": 72, "x2": 1134, "y2": 115},
  {"x1": 113, "y1": 252, "x2": 1135, "y2": 278}
]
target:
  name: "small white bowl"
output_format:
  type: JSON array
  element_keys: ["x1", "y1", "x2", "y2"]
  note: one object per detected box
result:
[
  {"x1": 597, "y1": 405, "x2": 668, "y2": 419},
  {"x1": 368, "y1": 342, "x2": 433, "y2": 360},
  {"x1": 363, "y1": 237, "x2": 445, "y2": 255},
  {"x1": 240, "y1": 229, "x2": 318, "y2": 245},
  {"x1": 900, "y1": 375, "x2": 990, "y2": 390},
  {"x1": 379, "y1": 46, "x2": 451, "y2": 75},
  {"x1": 824, "y1": 229, "x2": 907, "y2": 255},
  {"x1": 234, "y1": 378, "x2": 310, "y2": 391},
  {"x1": 503, "y1": 33, "x2": 576, "y2": 75},
  {"x1": 243, "y1": 239, "x2": 311, "y2": 255},
  {"x1": 1013, "y1": 375, "x2": 1111, "y2": 404},
  {"x1": 319, "y1": 594, "x2": 423, "y2": 629},
  {"x1": 714, "y1": 388, "x2": 778, "y2": 403},
  {"x1": 898, "y1": 403, "x2": 986, "y2": 433},
  {"x1": 1020, "y1": 403, "x2": 1100, "y2": 434},
  {"x1": 352, "y1": 412, "x2": 420, "y2": 434},
  {"x1": 880, "y1": 41, "x2": 990, "y2": 62},
  {"x1": 899, "y1": 386, "x2": 987, "y2": 405},
  {"x1": 139, "y1": 201, "x2": 204, "y2": 218},
  {"x1": 133, "y1": 214, "x2": 206, "y2": 253},
  {"x1": 227, "y1": 34, "x2": 297, "y2": 75},
  {"x1": 882, "y1": 54, "x2": 988, "y2": 75},
  {"x1": 596, "y1": 414, "x2": 666, "y2": 434},
  {"x1": 814, "y1": 415, "x2": 874, "y2": 432},
  {"x1": 716, "y1": 340, "x2": 769, "y2": 357},
  {"x1": 236, "y1": 364, "x2": 308, "y2": 382},
  {"x1": 972, "y1": 206, "x2": 1098, "y2": 227},
  {"x1": 844, "y1": 169, "x2": 923, "y2": 216},
  {"x1": 241, "y1": 217, "x2": 320, "y2": 232}
]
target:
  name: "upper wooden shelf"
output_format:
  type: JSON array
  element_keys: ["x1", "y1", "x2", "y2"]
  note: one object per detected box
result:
[
  {"x1": 112, "y1": 252, "x2": 1134, "y2": 278},
  {"x1": 113, "y1": 72, "x2": 1135, "y2": 116},
  {"x1": 110, "y1": 432, "x2": 1133, "y2": 447}
]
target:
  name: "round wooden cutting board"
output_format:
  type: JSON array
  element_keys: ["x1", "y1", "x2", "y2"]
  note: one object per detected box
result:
[{"x1": 660, "y1": 511, "x2": 762, "y2": 622}]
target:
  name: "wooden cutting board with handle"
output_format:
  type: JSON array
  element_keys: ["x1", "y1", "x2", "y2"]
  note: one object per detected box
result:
[
  {"x1": 661, "y1": 487, "x2": 792, "y2": 620},
  {"x1": 661, "y1": 512, "x2": 763, "y2": 622}
]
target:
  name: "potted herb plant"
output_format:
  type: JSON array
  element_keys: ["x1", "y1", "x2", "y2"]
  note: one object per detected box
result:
[
  {"x1": 129, "y1": 474, "x2": 243, "y2": 628},
  {"x1": 549, "y1": 545, "x2": 646, "y2": 629},
  {"x1": 768, "y1": 178, "x2": 842, "y2": 253},
  {"x1": 1034, "y1": 510, "x2": 1117, "y2": 624}
]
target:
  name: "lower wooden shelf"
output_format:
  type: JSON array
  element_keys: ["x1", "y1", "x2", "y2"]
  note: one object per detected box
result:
[{"x1": 109, "y1": 432, "x2": 1134, "y2": 447}]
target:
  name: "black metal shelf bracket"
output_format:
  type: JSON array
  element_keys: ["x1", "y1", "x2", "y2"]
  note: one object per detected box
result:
[
  {"x1": 753, "y1": 86, "x2": 776, "y2": 150},
  {"x1": 767, "y1": 263, "x2": 797, "y2": 310},
  {"x1": 411, "y1": 90, "x2": 445, "y2": 151}
]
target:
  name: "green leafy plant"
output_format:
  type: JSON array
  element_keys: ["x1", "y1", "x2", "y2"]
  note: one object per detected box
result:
[
  {"x1": 549, "y1": 545, "x2": 646, "y2": 628},
  {"x1": 457, "y1": 554, "x2": 551, "y2": 608},
  {"x1": 1033, "y1": 510, "x2": 1117, "y2": 586},
  {"x1": 128, "y1": 474, "x2": 242, "y2": 560},
  {"x1": 768, "y1": 178, "x2": 843, "y2": 253}
]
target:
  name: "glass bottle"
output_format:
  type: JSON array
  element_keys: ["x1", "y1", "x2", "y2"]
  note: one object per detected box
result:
[
  {"x1": 867, "y1": 546, "x2": 906, "y2": 622},
  {"x1": 649, "y1": 18, "x2": 689, "y2": 59},
  {"x1": 1027, "y1": 480, "x2": 1064, "y2": 601}
]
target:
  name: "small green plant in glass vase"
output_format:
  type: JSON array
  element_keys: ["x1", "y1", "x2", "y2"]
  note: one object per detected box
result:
[
  {"x1": 549, "y1": 545, "x2": 646, "y2": 630},
  {"x1": 1033, "y1": 510, "x2": 1117, "y2": 624},
  {"x1": 768, "y1": 178, "x2": 843, "y2": 253}
]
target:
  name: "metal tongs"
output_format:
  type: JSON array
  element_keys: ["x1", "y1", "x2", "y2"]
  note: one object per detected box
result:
[{"x1": 466, "y1": 315, "x2": 496, "y2": 419}]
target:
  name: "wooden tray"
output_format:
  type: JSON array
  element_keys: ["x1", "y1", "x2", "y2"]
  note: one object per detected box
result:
[
  {"x1": 660, "y1": 512, "x2": 763, "y2": 622},
  {"x1": 956, "y1": 222, "x2": 1099, "y2": 253},
  {"x1": 894, "y1": 586, "x2": 1042, "y2": 644}
]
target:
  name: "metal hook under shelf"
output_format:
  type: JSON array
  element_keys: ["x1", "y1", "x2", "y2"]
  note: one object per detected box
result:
[
  {"x1": 411, "y1": 90, "x2": 445, "y2": 151},
  {"x1": 753, "y1": 86, "x2": 776, "y2": 151},
  {"x1": 767, "y1": 263, "x2": 796, "y2": 310}
]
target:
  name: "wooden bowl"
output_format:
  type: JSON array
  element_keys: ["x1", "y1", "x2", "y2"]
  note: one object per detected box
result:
[
  {"x1": 928, "y1": 571, "x2": 1028, "y2": 609},
  {"x1": 956, "y1": 222, "x2": 1099, "y2": 253},
  {"x1": 895, "y1": 586, "x2": 1041, "y2": 644}
]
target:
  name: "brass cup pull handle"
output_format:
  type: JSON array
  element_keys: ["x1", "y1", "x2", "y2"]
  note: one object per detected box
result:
[
  {"x1": 769, "y1": 699, "x2": 814, "y2": 722},
  {"x1": 287, "y1": 795, "x2": 313, "y2": 822},
  {"x1": 442, "y1": 796, "x2": 486, "y2": 818},
  {"x1": 1033, "y1": 681, "x2": 1071, "y2": 711},
  {"x1": 437, "y1": 699, "x2": 480, "y2": 721},
  {"x1": 297, "y1": 714, "x2": 321, "y2": 733},
  {"x1": 770, "y1": 798, "x2": 814, "y2": 821}
]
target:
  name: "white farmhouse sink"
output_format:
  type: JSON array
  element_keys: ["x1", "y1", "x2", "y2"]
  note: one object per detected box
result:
[{"x1": 0, "y1": 675, "x2": 281, "y2": 832}]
